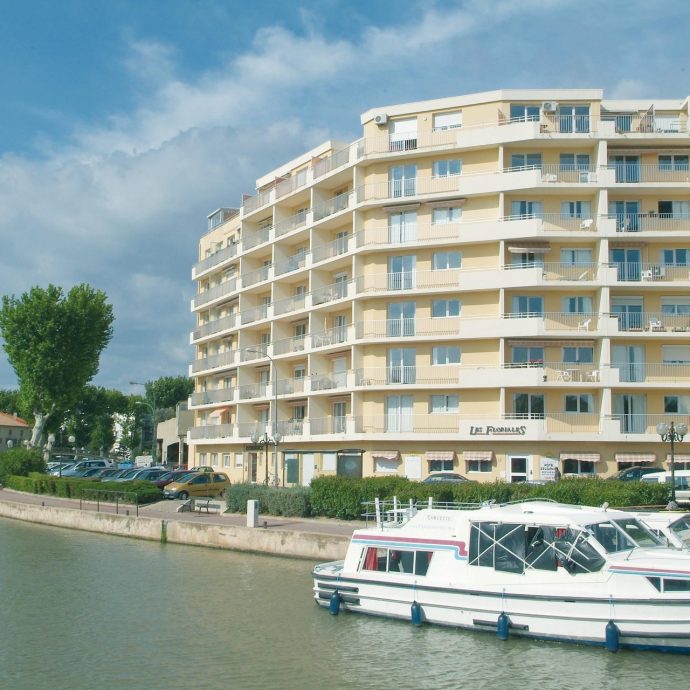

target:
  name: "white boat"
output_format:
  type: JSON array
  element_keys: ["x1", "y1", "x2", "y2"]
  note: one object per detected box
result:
[
  {"x1": 313, "y1": 499, "x2": 690, "y2": 652},
  {"x1": 635, "y1": 511, "x2": 690, "y2": 550}
]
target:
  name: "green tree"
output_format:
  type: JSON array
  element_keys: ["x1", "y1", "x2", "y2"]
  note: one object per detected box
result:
[
  {"x1": 145, "y1": 375, "x2": 194, "y2": 414},
  {"x1": 0, "y1": 284, "x2": 114, "y2": 447},
  {"x1": 0, "y1": 389, "x2": 23, "y2": 416},
  {"x1": 0, "y1": 447, "x2": 45, "y2": 483}
]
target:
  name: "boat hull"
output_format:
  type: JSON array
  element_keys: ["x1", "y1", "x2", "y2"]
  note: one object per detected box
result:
[{"x1": 313, "y1": 568, "x2": 690, "y2": 653}]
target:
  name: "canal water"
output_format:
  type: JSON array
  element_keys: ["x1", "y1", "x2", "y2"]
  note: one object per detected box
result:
[{"x1": 1, "y1": 518, "x2": 688, "y2": 690}]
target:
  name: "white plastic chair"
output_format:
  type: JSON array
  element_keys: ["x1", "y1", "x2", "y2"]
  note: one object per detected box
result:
[{"x1": 577, "y1": 319, "x2": 591, "y2": 331}]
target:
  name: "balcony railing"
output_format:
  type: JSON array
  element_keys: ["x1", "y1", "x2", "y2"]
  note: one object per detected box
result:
[
  {"x1": 356, "y1": 175, "x2": 462, "y2": 204},
  {"x1": 277, "y1": 419, "x2": 304, "y2": 436},
  {"x1": 501, "y1": 213, "x2": 597, "y2": 231},
  {"x1": 241, "y1": 265, "x2": 271, "y2": 288},
  {"x1": 238, "y1": 383, "x2": 268, "y2": 400},
  {"x1": 240, "y1": 304, "x2": 270, "y2": 325},
  {"x1": 607, "y1": 213, "x2": 690, "y2": 233},
  {"x1": 193, "y1": 313, "x2": 237, "y2": 340},
  {"x1": 193, "y1": 278, "x2": 237, "y2": 308},
  {"x1": 273, "y1": 293, "x2": 306, "y2": 316},
  {"x1": 312, "y1": 234, "x2": 350, "y2": 263},
  {"x1": 275, "y1": 210, "x2": 308, "y2": 238},
  {"x1": 311, "y1": 326, "x2": 348, "y2": 348},
  {"x1": 615, "y1": 362, "x2": 690, "y2": 383},
  {"x1": 313, "y1": 147, "x2": 351, "y2": 178},
  {"x1": 355, "y1": 317, "x2": 460, "y2": 339},
  {"x1": 276, "y1": 377, "x2": 305, "y2": 395},
  {"x1": 274, "y1": 252, "x2": 307, "y2": 276},
  {"x1": 602, "y1": 114, "x2": 686, "y2": 134},
  {"x1": 312, "y1": 281, "x2": 349, "y2": 306},
  {"x1": 607, "y1": 413, "x2": 690, "y2": 435},
  {"x1": 190, "y1": 388, "x2": 235, "y2": 406},
  {"x1": 313, "y1": 192, "x2": 350, "y2": 222},
  {"x1": 608, "y1": 163, "x2": 690, "y2": 184},
  {"x1": 273, "y1": 335, "x2": 306, "y2": 356},
  {"x1": 536, "y1": 262, "x2": 597, "y2": 281},
  {"x1": 194, "y1": 242, "x2": 238, "y2": 276},
  {"x1": 275, "y1": 170, "x2": 308, "y2": 199},
  {"x1": 505, "y1": 311, "x2": 598, "y2": 331},
  {"x1": 311, "y1": 372, "x2": 348, "y2": 391},
  {"x1": 609, "y1": 262, "x2": 690, "y2": 283},
  {"x1": 356, "y1": 269, "x2": 460, "y2": 293},
  {"x1": 242, "y1": 226, "x2": 272, "y2": 250},
  {"x1": 189, "y1": 423, "x2": 234, "y2": 440},
  {"x1": 612, "y1": 311, "x2": 690, "y2": 333},
  {"x1": 192, "y1": 350, "x2": 237, "y2": 373}
]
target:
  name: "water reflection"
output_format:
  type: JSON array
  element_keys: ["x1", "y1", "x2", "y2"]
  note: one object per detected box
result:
[{"x1": 0, "y1": 518, "x2": 687, "y2": 690}]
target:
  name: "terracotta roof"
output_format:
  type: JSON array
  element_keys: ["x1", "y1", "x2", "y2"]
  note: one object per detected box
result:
[{"x1": 0, "y1": 412, "x2": 30, "y2": 428}]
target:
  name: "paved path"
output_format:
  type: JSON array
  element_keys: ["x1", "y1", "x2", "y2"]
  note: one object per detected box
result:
[{"x1": 0, "y1": 487, "x2": 367, "y2": 537}]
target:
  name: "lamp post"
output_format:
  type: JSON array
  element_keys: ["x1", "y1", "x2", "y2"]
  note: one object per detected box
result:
[
  {"x1": 656, "y1": 420, "x2": 688, "y2": 506},
  {"x1": 246, "y1": 347, "x2": 281, "y2": 484},
  {"x1": 130, "y1": 381, "x2": 157, "y2": 462}
]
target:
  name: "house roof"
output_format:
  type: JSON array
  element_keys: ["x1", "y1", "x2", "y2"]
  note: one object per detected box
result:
[{"x1": 0, "y1": 411, "x2": 30, "y2": 428}]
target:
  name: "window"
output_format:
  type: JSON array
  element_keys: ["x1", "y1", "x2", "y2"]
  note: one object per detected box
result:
[
  {"x1": 468, "y1": 458, "x2": 492, "y2": 473},
  {"x1": 361, "y1": 546, "x2": 433, "y2": 575},
  {"x1": 210, "y1": 452, "x2": 218, "y2": 466},
  {"x1": 199, "y1": 452, "x2": 207, "y2": 465},
  {"x1": 429, "y1": 395, "x2": 459, "y2": 413},
  {"x1": 374, "y1": 457, "x2": 398, "y2": 473},
  {"x1": 659, "y1": 155, "x2": 689, "y2": 171},
  {"x1": 432, "y1": 251, "x2": 462, "y2": 270},
  {"x1": 385, "y1": 395, "x2": 414, "y2": 432},
  {"x1": 562, "y1": 458, "x2": 595, "y2": 475},
  {"x1": 661, "y1": 249, "x2": 689, "y2": 266},
  {"x1": 565, "y1": 394, "x2": 594, "y2": 413},
  {"x1": 432, "y1": 159, "x2": 462, "y2": 177},
  {"x1": 223, "y1": 453, "x2": 231, "y2": 467},
  {"x1": 433, "y1": 111, "x2": 462, "y2": 130},
  {"x1": 294, "y1": 365, "x2": 306, "y2": 379},
  {"x1": 561, "y1": 201, "x2": 592, "y2": 219},
  {"x1": 510, "y1": 153, "x2": 542, "y2": 170},
  {"x1": 510, "y1": 200, "x2": 543, "y2": 218},
  {"x1": 661, "y1": 297, "x2": 690, "y2": 315},
  {"x1": 429, "y1": 459, "x2": 453, "y2": 472},
  {"x1": 662, "y1": 346, "x2": 690, "y2": 364},
  {"x1": 432, "y1": 299, "x2": 460, "y2": 318},
  {"x1": 389, "y1": 118, "x2": 418, "y2": 152},
  {"x1": 389, "y1": 210, "x2": 417, "y2": 243},
  {"x1": 432, "y1": 207, "x2": 462, "y2": 224},
  {"x1": 511, "y1": 295, "x2": 543, "y2": 317},
  {"x1": 235, "y1": 452, "x2": 243, "y2": 468},
  {"x1": 513, "y1": 393, "x2": 544, "y2": 419},
  {"x1": 562, "y1": 296, "x2": 593, "y2": 314},
  {"x1": 558, "y1": 105, "x2": 590, "y2": 133},
  {"x1": 389, "y1": 164, "x2": 417, "y2": 197},
  {"x1": 511, "y1": 346, "x2": 543, "y2": 366},
  {"x1": 561, "y1": 248, "x2": 592, "y2": 265},
  {"x1": 510, "y1": 104, "x2": 540, "y2": 122},
  {"x1": 294, "y1": 322, "x2": 307, "y2": 337},
  {"x1": 432, "y1": 346, "x2": 461, "y2": 365},
  {"x1": 658, "y1": 200, "x2": 690, "y2": 218},
  {"x1": 563, "y1": 347, "x2": 593, "y2": 364},
  {"x1": 332, "y1": 402, "x2": 346, "y2": 433},
  {"x1": 664, "y1": 396, "x2": 690, "y2": 414},
  {"x1": 560, "y1": 153, "x2": 590, "y2": 171}
]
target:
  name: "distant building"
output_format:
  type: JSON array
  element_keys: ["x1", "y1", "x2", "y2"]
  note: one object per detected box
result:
[
  {"x1": 189, "y1": 88, "x2": 690, "y2": 484},
  {"x1": 157, "y1": 402, "x2": 194, "y2": 466},
  {"x1": 0, "y1": 412, "x2": 31, "y2": 450}
]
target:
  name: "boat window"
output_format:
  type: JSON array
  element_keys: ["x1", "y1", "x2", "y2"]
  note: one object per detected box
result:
[
  {"x1": 587, "y1": 519, "x2": 661, "y2": 552},
  {"x1": 647, "y1": 576, "x2": 661, "y2": 591},
  {"x1": 360, "y1": 546, "x2": 433, "y2": 575},
  {"x1": 553, "y1": 529, "x2": 606, "y2": 574},
  {"x1": 663, "y1": 578, "x2": 690, "y2": 592},
  {"x1": 670, "y1": 516, "x2": 690, "y2": 546},
  {"x1": 613, "y1": 518, "x2": 662, "y2": 548},
  {"x1": 469, "y1": 523, "x2": 526, "y2": 574}
]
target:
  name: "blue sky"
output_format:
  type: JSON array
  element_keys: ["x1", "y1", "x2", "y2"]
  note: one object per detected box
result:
[{"x1": 1, "y1": 0, "x2": 689, "y2": 395}]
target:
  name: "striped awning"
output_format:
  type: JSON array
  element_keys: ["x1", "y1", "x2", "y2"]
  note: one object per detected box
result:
[
  {"x1": 425, "y1": 451, "x2": 455, "y2": 462},
  {"x1": 615, "y1": 453, "x2": 656, "y2": 464},
  {"x1": 559, "y1": 452, "x2": 601, "y2": 463},
  {"x1": 372, "y1": 451, "x2": 400, "y2": 461},
  {"x1": 507, "y1": 242, "x2": 550, "y2": 254},
  {"x1": 667, "y1": 454, "x2": 690, "y2": 464},
  {"x1": 209, "y1": 406, "x2": 233, "y2": 417},
  {"x1": 463, "y1": 451, "x2": 494, "y2": 462},
  {"x1": 507, "y1": 339, "x2": 596, "y2": 348}
]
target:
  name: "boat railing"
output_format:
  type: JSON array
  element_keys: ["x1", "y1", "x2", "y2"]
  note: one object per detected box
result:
[{"x1": 362, "y1": 496, "x2": 557, "y2": 528}]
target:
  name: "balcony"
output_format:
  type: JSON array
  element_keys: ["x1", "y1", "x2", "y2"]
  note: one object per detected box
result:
[
  {"x1": 273, "y1": 334, "x2": 306, "y2": 356},
  {"x1": 193, "y1": 242, "x2": 238, "y2": 278},
  {"x1": 614, "y1": 362, "x2": 690, "y2": 384},
  {"x1": 238, "y1": 383, "x2": 268, "y2": 400},
  {"x1": 192, "y1": 313, "x2": 237, "y2": 341},
  {"x1": 189, "y1": 423, "x2": 234, "y2": 440},
  {"x1": 273, "y1": 293, "x2": 306, "y2": 316},
  {"x1": 193, "y1": 278, "x2": 237, "y2": 308},
  {"x1": 313, "y1": 146, "x2": 352, "y2": 178},
  {"x1": 190, "y1": 388, "x2": 236, "y2": 406},
  {"x1": 277, "y1": 377, "x2": 305, "y2": 395},
  {"x1": 274, "y1": 252, "x2": 307, "y2": 277},
  {"x1": 311, "y1": 372, "x2": 348, "y2": 391},
  {"x1": 608, "y1": 213, "x2": 690, "y2": 234},
  {"x1": 312, "y1": 281, "x2": 350, "y2": 306},
  {"x1": 612, "y1": 311, "x2": 690, "y2": 333},
  {"x1": 602, "y1": 114, "x2": 687, "y2": 135},
  {"x1": 355, "y1": 317, "x2": 461, "y2": 340},
  {"x1": 607, "y1": 413, "x2": 690, "y2": 436},
  {"x1": 275, "y1": 210, "x2": 308, "y2": 238},
  {"x1": 311, "y1": 234, "x2": 351, "y2": 263},
  {"x1": 240, "y1": 304, "x2": 270, "y2": 325},
  {"x1": 356, "y1": 175, "x2": 463, "y2": 205},
  {"x1": 356, "y1": 269, "x2": 460, "y2": 294},
  {"x1": 242, "y1": 226, "x2": 272, "y2": 250},
  {"x1": 313, "y1": 192, "x2": 351, "y2": 222},
  {"x1": 310, "y1": 415, "x2": 349, "y2": 434},
  {"x1": 241, "y1": 265, "x2": 271, "y2": 288},
  {"x1": 191, "y1": 350, "x2": 238, "y2": 374}
]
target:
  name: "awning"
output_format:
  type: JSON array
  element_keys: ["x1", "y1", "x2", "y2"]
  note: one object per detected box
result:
[
  {"x1": 559, "y1": 452, "x2": 601, "y2": 463},
  {"x1": 209, "y1": 406, "x2": 233, "y2": 417},
  {"x1": 507, "y1": 339, "x2": 596, "y2": 348},
  {"x1": 666, "y1": 454, "x2": 690, "y2": 464},
  {"x1": 615, "y1": 453, "x2": 656, "y2": 464},
  {"x1": 425, "y1": 451, "x2": 455, "y2": 462},
  {"x1": 372, "y1": 451, "x2": 400, "y2": 461},
  {"x1": 507, "y1": 242, "x2": 550, "y2": 254},
  {"x1": 463, "y1": 451, "x2": 493, "y2": 462}
]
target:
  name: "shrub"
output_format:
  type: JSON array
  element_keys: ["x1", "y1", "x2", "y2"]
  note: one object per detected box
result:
[
  {"x1": 0, "y1": 448, "x2": 45, "y2": 483},
  {"x1": 226, "y1": 484, "x2": 312, "y2": 517}
]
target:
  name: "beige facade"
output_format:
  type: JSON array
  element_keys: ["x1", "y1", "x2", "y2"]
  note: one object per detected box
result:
[
  {"x1": 189, "y1": 88, "x2": 690, "y2": 485},
  {"x1": 0, "y1": 411, "x2": 30, "y2": 450}
]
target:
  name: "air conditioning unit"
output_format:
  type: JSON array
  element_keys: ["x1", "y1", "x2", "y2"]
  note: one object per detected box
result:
[
  {"x1": 374, "y1": 113, "x2": 388, "y2": 126},
  {"x1": 541, "y1": 101, "x2": 559, "y2": 113}
]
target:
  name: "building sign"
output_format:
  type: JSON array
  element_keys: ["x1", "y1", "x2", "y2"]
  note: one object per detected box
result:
[
  {"x1": 469, "y1": 425, "x2": 527, "y2": 436},
  {"x1": 540, "y1": 457, "x2": 558, "y2": 481}
]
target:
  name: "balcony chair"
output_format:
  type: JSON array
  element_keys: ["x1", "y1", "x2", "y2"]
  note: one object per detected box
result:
[{"x1": 577, "y1": 318, "x2": 591, "y2": 331}]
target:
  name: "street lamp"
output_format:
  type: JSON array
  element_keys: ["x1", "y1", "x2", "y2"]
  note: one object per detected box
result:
[
  {"x1": 246, "y1": 347, "x2": 281, "y2": 484},
  {"x1": 130, "y1": 381, "x2": 158, "y2": 462},
  {"x1": 657, "y1": 420, "x2": 688, "y2": 506}
]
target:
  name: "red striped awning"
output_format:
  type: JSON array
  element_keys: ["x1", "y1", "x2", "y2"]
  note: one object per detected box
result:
[
  {"x1": 209, "y1": 406, "x2": 233, "y2": 417},
  {"x1": 615, "y1": 453, "x2": 656, "y2": 464},
  {"x1": 463, "y1": 451, "x2": 493, "y2": 462},
  {"x1": 666, "y1": 454, "x2": 690, "y2": 464},
  {"x1": 425, "y1": 451, "x2": 455, "y2": 462},
  {"x1": 559, "y1": 452, "x2": 601, "y2": 463}
]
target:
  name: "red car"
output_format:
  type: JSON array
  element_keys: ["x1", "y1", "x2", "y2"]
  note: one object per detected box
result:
[{"x1": 153, "y1": 470, "x2": 194, "y2": 489}]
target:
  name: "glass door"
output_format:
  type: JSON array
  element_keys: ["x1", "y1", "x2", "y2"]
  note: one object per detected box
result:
[
  {"x1": 614, "y1": 394, "x2": 647, "y2": 433},
  {"x1": 610, "y1": 247, "x2": 641, "y2": 281},
  {"x1": 507, "y1": 456, "x2": 530, "y2": 483},
  {"x1": 387, "y1": 348, "x2": 416, "y2": 384},
  {"x1": 612, "y1": 345, "x2": 646, "y2": 383},
  {"x1": 609, "y1": 200, "x2": 640, "y2": 231},
  {"x1": 388, "y1": 210, "x2": 417, "y2": 243},
  {"x1": 389, "y1": 164, "x2": 417, "y2": 198},
  {"x1": 387, "y1": 302, "x2": 416, "y2": 337},
  {"x1": 611, "y1": 155, "x2": 640, "y2": 183},
  {"x1": 388, "y1": 255, "x2": 416, "y2": 290},
  {"x1": 611, "y1": 298, "x2": 643, "y2": 331},
  {"x1": 385, "y1": 395, "x2": 414, "y2": 432}
]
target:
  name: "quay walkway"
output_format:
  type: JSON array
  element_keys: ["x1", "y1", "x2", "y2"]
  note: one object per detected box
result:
[{"x1": 0, "y1": 487, "x2": 365, "y2": 560}]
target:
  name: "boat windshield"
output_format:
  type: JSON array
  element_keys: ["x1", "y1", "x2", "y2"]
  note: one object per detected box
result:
[
  {"x1": 587, "y1": 518, "x2": 662, "y2": 553},
  {"x1": 669, "y1": 516, "x2": 690, "y2": 547}
]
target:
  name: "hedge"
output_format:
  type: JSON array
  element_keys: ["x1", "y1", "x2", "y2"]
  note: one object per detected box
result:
[
  {"x1": 5, "y1": 473, "x2": 163, "y2": 504},
  {"x1": 225, "y1": 476, "x2": 671, "y2": 520}
]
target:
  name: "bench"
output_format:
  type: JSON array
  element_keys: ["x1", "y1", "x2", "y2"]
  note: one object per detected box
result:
[{"x1": 192, "y1": 496, "x2": 222, "y2": 514}]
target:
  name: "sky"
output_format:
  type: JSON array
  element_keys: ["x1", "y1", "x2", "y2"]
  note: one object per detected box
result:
[{"x1": 1, "y1": 0, "x2": 689, "y2": 396}]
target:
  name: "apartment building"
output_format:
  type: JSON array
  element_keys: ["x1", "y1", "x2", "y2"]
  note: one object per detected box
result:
[{"x1": 189, "y1": 88, "x2": 690, "y2": 485}]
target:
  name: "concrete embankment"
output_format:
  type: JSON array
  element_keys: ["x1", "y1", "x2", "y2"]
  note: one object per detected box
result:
[{"x1": 0, "y1": 491, "x2": 352, "y2": 561}]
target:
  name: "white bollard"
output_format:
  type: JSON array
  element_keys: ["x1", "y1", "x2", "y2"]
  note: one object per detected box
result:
[{"x1": 247, "y1": 499, "x2": 259, "y2": 528}]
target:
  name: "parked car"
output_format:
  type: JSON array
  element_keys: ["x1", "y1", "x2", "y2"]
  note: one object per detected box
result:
[
  {"x1": 163, "y1": 472, "x2": 230, "y2": 500},
  {"x1": 132, "y1": 468, "x2": 169, "y2": 482},
  {"x1": 48, "y1": 463, "x2": 76, "y2": 476},
  {"x1": 640, "y1": 470, "x2": 690, "y2": 504},
  {"x1": 421, "y1": 472, "x2": 470, "y2": 484},
  {"x1": 59, "y1": 459, "x2": 113, "y2": 477},
  {"x1": 93, "y1": 468, "x2": 126, "y2": 480},
  {"x1": 608, "y1": 466, "x2": 661, "y2": 481},
  {"x1": 111, "y1": 468, "x2": 147, "y2": 482},
  {"x1": 154, "y1": 470, "x2": 194, "y2": 489},
  {"x1": 189, "y1": 466, "x2": 214, "y2": 473}
]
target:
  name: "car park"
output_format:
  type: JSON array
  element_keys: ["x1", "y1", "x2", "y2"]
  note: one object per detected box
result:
[
  {"x1": 163, "y1": 472, "x2": 230, "y2": 500},
  {"x1": 421, "y1": 472, "x2": 470, "y2": 483}
]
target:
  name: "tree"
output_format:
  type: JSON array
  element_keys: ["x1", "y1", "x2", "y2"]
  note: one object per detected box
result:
[
  {"x1": 0, "y1": 284, "x2": 114, "y2": 447},
  {"x1": 0, "y1": 389, "x2": 23, "y2": 416},
  {"x1": 145, "y1": 375, "x2": 194, "y2": 413}
]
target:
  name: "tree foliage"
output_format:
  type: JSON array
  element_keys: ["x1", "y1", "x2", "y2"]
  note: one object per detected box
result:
[
  {"x1": 0, "y1": 389, "x2": 23, "y2": 417},
  {"x1": 144, "y1": 375, "x2": 193, "y2": 413},
  {"x1": 0, "y1": 284, "x2": 114, "y2": 445},
  {"x1": 0, "y1": 447, "x2": 45, "y2": 483}
]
